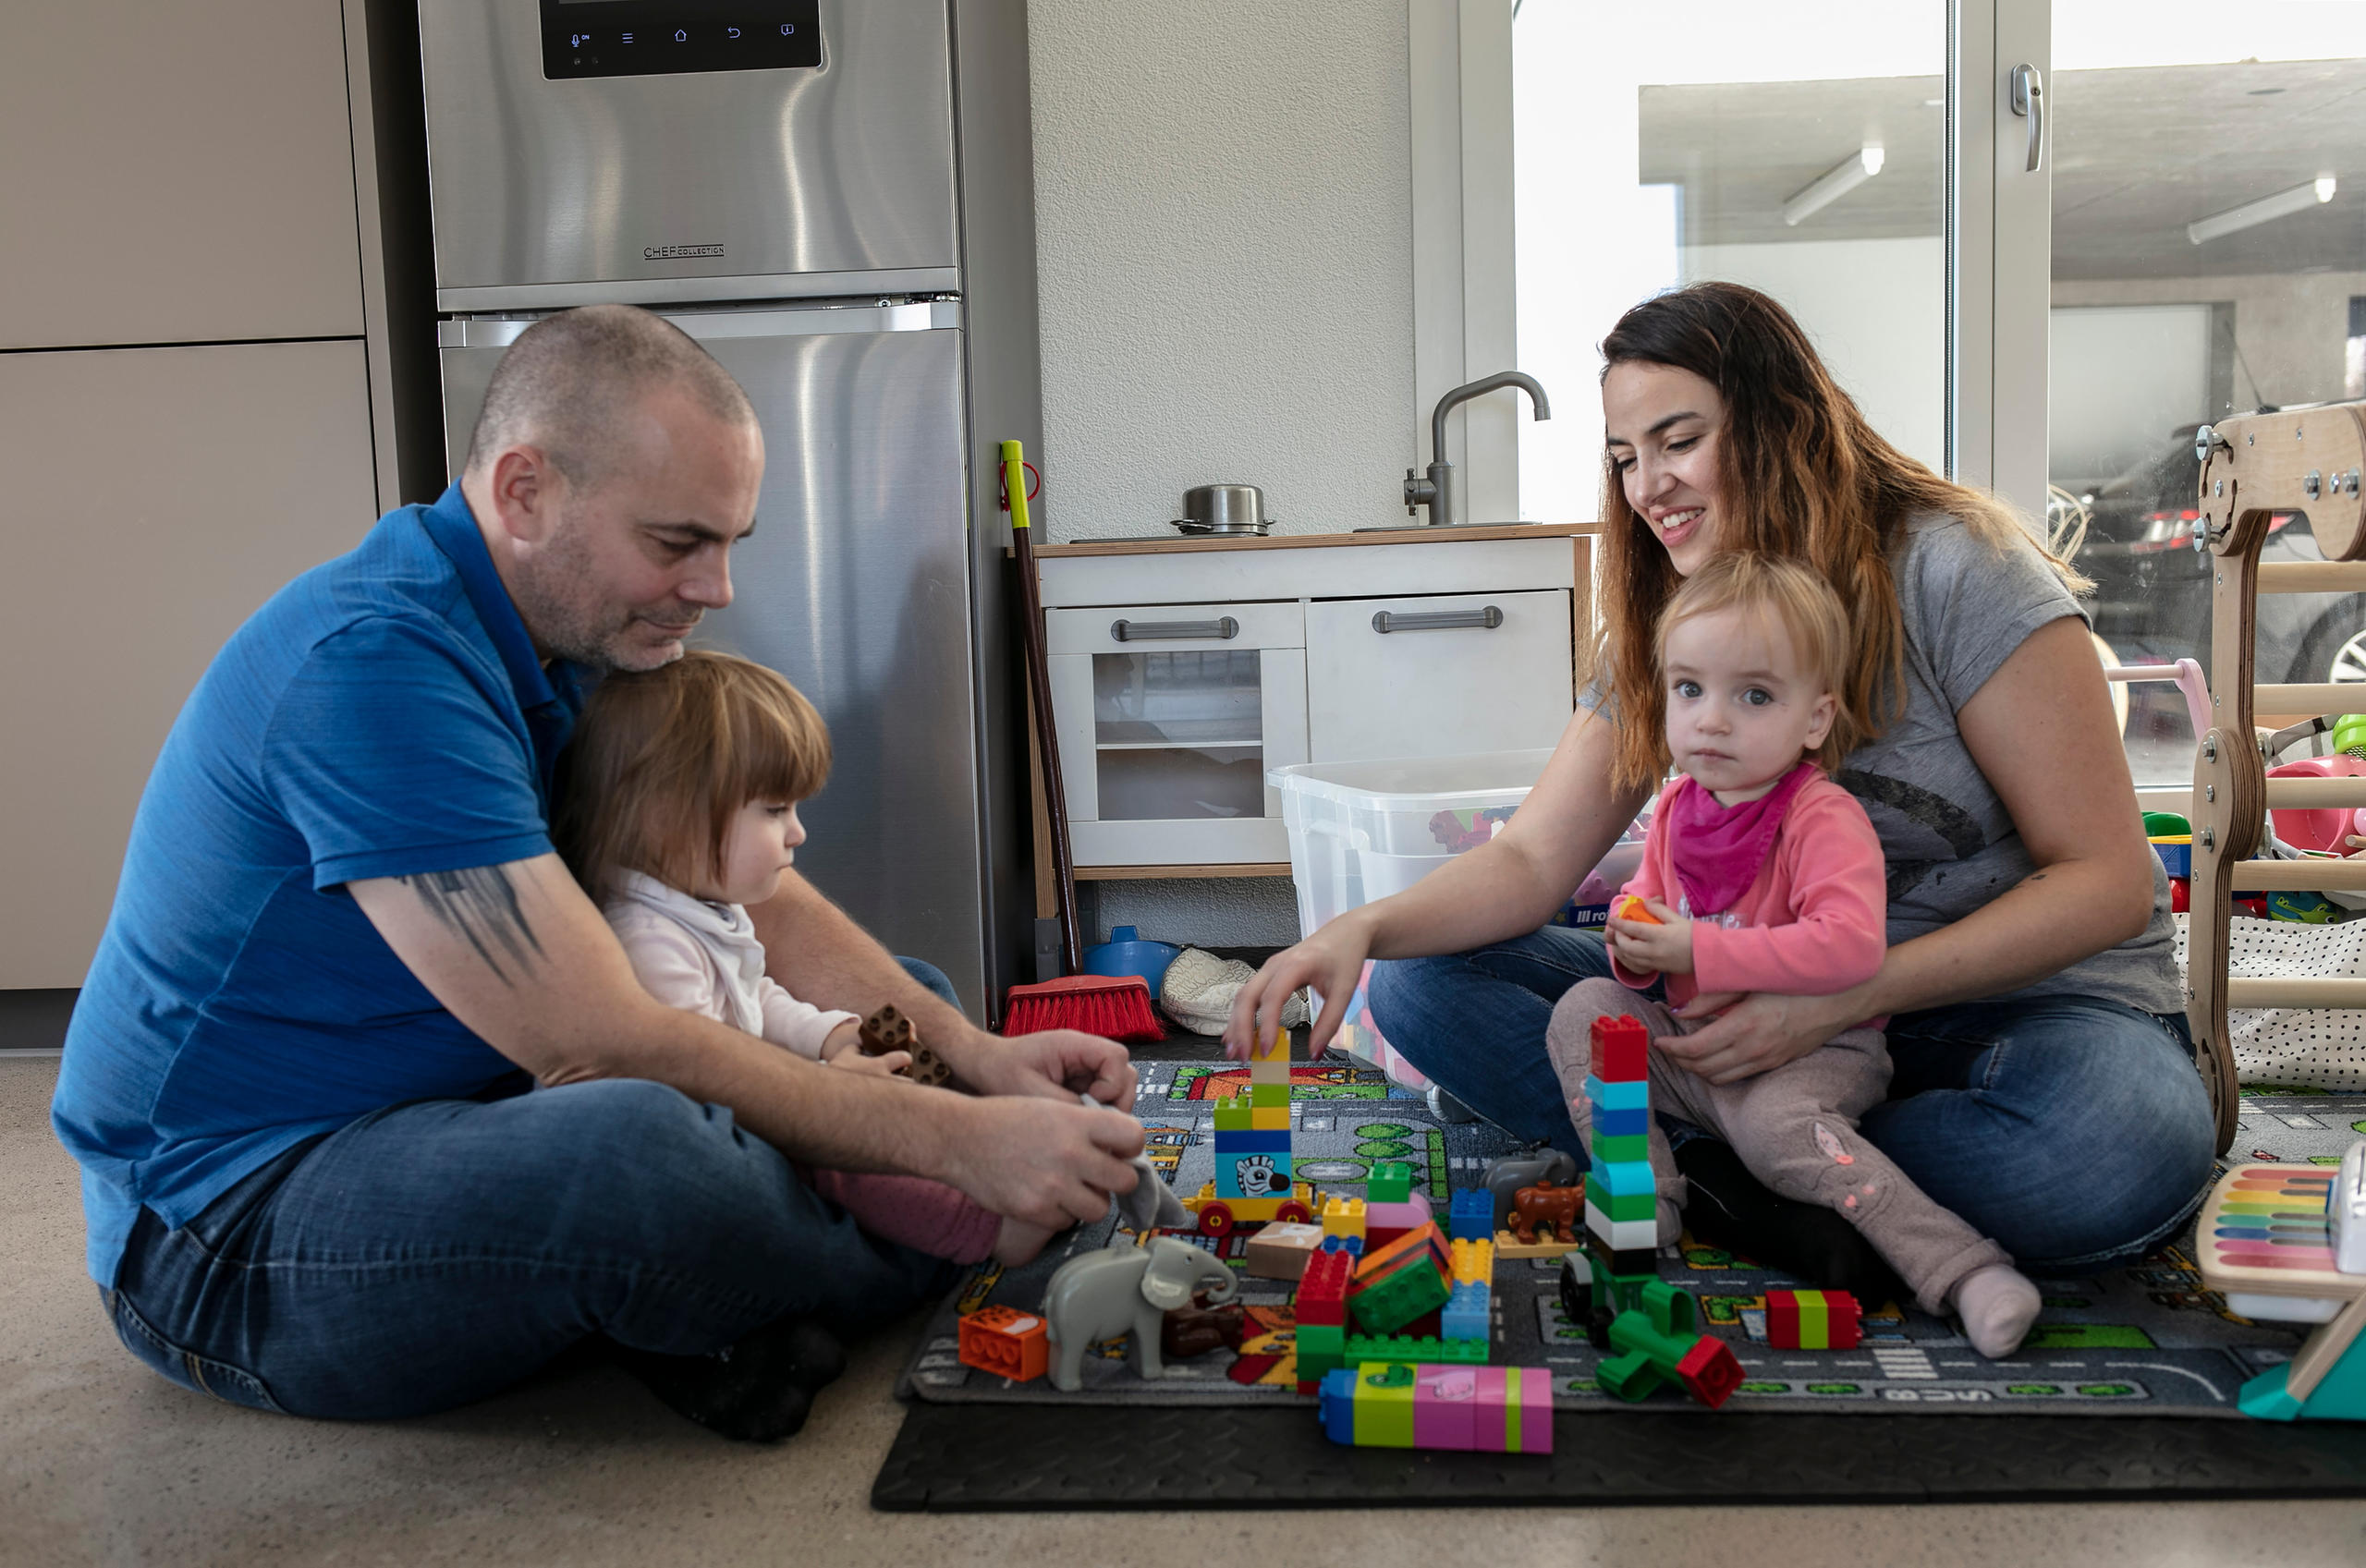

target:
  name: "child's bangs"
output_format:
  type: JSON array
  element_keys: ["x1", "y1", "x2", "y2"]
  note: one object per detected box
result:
[{"x1": 711, "y1": 665, "x2": 831, "y2": 811}]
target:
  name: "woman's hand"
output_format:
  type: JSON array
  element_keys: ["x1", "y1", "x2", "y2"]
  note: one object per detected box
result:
[
  {"x1": 1223, "y1": 911, "x2": 1375, "y2": 1061},
  {"x1": 1657, "y1": 987, "x2": 1860, "y2": 1085},
  {"x1": 1606, "y1": 899, "x2": 1692, "y2": 975}
]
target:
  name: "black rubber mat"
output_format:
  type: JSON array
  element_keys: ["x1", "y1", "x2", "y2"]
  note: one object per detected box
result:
[{"x1": 872, "y1": 1400, "x2": 2366, "y2": 1511}]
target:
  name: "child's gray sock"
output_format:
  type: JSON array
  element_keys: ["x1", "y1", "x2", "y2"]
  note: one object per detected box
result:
[{"x1": 1950, "y1": 1263, "x2": 2041, "y2": 1358}]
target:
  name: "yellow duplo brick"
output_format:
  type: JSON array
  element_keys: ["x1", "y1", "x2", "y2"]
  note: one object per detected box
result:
[
  {"x1": 1449, "y1": 1237, "x2": 1494, "y2": 1285},
  {"x1": 1250, "y1": 1107, "x2": 1290, "y2": 1131}
]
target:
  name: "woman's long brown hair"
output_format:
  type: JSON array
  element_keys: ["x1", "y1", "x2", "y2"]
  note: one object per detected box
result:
[{"x1": 1592, "y1": 282, "x2": 2084, "y2": 793}]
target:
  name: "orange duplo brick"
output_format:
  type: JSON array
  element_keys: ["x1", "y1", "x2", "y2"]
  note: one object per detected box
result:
[{"x1": 957, "y1": 1304, "x2": 1051, "y2": 1381}]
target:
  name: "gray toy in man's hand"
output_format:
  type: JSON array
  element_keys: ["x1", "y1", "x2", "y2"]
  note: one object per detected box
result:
[
  {"x1": 1041, "y1": 1236, "x2": 1238, "y2": 1392},
  {"x1": 1085, "y1": 1084, "x2": 1192, "y2": 1234}
]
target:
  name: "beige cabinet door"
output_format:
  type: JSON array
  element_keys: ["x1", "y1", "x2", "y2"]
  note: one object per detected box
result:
[
  {"x1": 0, "y1": 0, "x2": 363, "y2": 348},
  {"x1": 0, "y1": 340, "x2": 377, "y2": 987},
  {"x1": 1305, "y1": 590, "x2": 1575, "y2": 765}
]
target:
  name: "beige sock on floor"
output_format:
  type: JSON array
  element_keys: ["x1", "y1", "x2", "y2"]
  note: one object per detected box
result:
[{"x1": 1950, "y1": 1262, "x2": 2042, "y2": 1358}]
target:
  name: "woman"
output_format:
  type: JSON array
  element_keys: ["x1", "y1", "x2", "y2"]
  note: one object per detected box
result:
[{"x1": 1226, "y1": 283, "x2": 2214, "y2": 1282}]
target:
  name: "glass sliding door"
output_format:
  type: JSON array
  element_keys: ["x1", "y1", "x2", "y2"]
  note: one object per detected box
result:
[
  {"x1": 1511, "y1": 0, "x2": 1950, "y2": 525},
  {"x1": 2034, "y1": 1, "x2": 2366, "y2": 784}
]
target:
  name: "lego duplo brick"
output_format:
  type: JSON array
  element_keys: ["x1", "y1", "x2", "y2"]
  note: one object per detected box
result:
[
  {"x1": 1585, "y1": 1174, "x2": 1656, "y2": 1224},
  {"x1": 1367, "y1": 1161, "x2": 1413, "y2": 1203},
  {"x1": 1318, "y1": 1364, "x2": 1553, "y2": 1454},
  {"x1": 1448, "y1": 1235, "x2": 1494, "y2": 1284},
  {"x1": 1295, "y1": 1249, "x2": 1351, "y2": 1325},
  {"x1": 1441, "y1": 1281, "x2": 1491, "y2": 1344},
  {"x1": 1365, "y1": 1194, "x2": 1433, "y2": 1247},
  {"x1": 1294, "y1": 1319, "x2": 1346, "y2": 1385},
  {"x1": 1319, "y1": 1233, "x2": 1367, "y2": 1257},
  {"x1": 1583, "y1": 1075, "x2": 1649, "y2": 1112},
  {"x1": 1766, "y1": 1288, "x2": 1862, "y2": 1350},
  {"x1": 1347, "y1": 1256, "x2": 1451, "y2": 1333},
  {"x1": 1592, "y1": 1102, "x2": 1649, "y2": 1139},
  {"x1": 1589, "y1": 1130, "x2": 1649, "y2": 1164},
  {"x1": 1590, "y1": 1158, "x2": 1654, "y2": 1199},
  {"x1": 1250, "y1": 1107, "x2": 1290, "y2": 1131},
  {"x1": 1345, "y1": 1331, "x2": 1488, "y2": 1367},
  {"x1": 1321, "y1": 1195, "x2": 1367, "y2": 1236},
  {"x1": 1244, "y1": 1222, "x2": 1324, "y2": 1281},
  {"x1": 956, "y1": 1305, "x2": 1049, "y2": 1382},
  {"x1": 1586, "y1": 1201, "x2": 1658, "y2": 1253},
  {"x1": 1213, "y1": 1100, "x2": 1256, "y2": 1132},
  {"x1": 1589, "y1": 1014, "x2": 1649, "y2": 1082},
  {"x1": 1448, "y1": 1187, "x2": 1494, "y2": 1242},
  {"x1": 1250, "y1": 1081, "x2": 1290, "y2": 1108},
  {"x1": 1217, "y1": 1149, "x2": 1295, "y2": 1201},
  {"x1": 1355, "y1": 1220, "x2": 1450, "y2": 1283}
]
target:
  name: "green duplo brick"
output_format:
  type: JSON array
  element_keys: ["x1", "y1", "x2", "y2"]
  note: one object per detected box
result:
[
  {"x1": 1296, "y1": 1322, "x2": 1345, "y2": 1355},
  {"x1": 1585, "y1": 1174, "x2": 1655, "y2": 1223},
  {"x1": 1213, "y1": 1100, "x2": 1254, "y2": 1130},
  {"x1": 1250, "y1": 1082, "x2": 1291, "y2": 1108},
  {"x1": 1590, "y1": 1131, "x2": 1648, "y2": 1163},
  {"x1": 1348, "y1": 1259, "x2": 1450, "y2": 1333}
]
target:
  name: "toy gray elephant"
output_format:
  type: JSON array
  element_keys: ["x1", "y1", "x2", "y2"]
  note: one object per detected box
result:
[
  {"x1": 1042, "y1": 1237, "x2": 1238, "y2": 1392},
  {"x1": 1484, "y1": 1149, "x2": 1580, "y2": 1231}
]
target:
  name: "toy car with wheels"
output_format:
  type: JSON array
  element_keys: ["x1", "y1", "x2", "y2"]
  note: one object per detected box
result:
[{"x1": 1183, "y1": 1181, "x2": 1316, "y2": 1236}]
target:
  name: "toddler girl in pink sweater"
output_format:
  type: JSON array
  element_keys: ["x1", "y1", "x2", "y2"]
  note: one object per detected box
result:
[
  {"x1": 1546, "y1": 553, "x2": 2040, "y2": 1356},
  {"x1": 553, "y1": 650, "x2": 1053, "y2": 1269}
]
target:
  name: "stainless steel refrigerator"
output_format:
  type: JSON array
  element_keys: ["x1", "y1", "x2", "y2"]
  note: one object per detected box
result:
[{"x1": 418, "y1": 0, "x2": 1038, "y2": 1018}]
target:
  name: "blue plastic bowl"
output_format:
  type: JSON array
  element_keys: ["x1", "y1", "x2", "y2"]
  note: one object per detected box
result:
[{"x1": 1083, "y1": 925, "x2": 1182, "y2": 996}]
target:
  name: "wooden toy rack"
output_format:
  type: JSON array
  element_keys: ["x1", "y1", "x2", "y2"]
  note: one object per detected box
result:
[{"x1": 2188, "y1": 402, "x2": 2366, "y2": 1153}]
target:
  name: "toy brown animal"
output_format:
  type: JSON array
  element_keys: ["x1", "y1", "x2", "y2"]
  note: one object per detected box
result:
[
  {"x1": 1510, "y1": 1178, "x2": 1582, "y2": 1246},
  {"x1": 1160, "y1": 1294, "x2": 1250, "y2": 1360},
  {"x1": 858, "y1": 1003, "x2": 952, "y2": 1088}
]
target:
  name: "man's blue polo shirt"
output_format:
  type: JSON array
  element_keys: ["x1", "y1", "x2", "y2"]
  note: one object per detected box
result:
[{"x1": 52, "y1": 484, "x2": 591, "y2": 1284}]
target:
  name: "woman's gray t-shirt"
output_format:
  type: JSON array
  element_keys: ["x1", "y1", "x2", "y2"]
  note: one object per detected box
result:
[{"x1": 1581, "y1": 514, "x2": 2184, "y2": 1016}]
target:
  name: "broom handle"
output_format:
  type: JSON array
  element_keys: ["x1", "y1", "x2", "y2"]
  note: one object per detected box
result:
[{"x1": 1004, "y1": 442, "x2": 1084, "y2": 976}]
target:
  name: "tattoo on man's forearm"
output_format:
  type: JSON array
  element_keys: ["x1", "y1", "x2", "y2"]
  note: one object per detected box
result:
[{"x1": 401, "y1": 866, "x2": 544, "y2": 986}]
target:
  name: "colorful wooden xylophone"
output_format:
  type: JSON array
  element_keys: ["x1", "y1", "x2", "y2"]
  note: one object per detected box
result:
[{"x1": 2193, "y1": 1155, "x2": 2366, "y2": 1422}]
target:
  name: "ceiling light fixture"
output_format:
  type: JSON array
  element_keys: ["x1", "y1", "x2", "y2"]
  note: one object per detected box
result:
[
  {"x1": 2188, "y1": 176, "x2": 2337, "y2": 244},
  {"x1": 1783, "y1": 146, "x2": 1884, "y2": 227}
]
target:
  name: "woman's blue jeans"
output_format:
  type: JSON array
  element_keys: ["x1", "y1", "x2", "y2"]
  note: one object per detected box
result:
[
  {"x1": 1368, "y1": 928, "x2": 2218, "y2": 1272},
  {"x1": 104, "y1": 959, "x2": 967, "y2": 1420}
]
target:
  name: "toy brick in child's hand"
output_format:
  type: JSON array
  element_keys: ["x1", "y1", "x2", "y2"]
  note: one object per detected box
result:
[
  {"x1": 1612, "y1": 894, "x2": 1663, "y2": 926},
  {"x1": 859, "y1": 1003, "x2": 954, "y2": 1087}
]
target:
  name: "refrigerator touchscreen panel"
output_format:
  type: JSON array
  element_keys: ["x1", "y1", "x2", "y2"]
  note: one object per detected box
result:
[{"x1": 543, "y1": 0, "x2": 822, "y2": 79}]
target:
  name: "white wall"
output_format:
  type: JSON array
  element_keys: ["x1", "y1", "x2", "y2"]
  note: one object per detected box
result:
[
  {"x1": 1027, "y1": 1, "x2": 1416, "y2": 542},
  {"x1": 1679, "y1": 236, "x2": 1950, "y2": 476},
  {"x1": 2053, "y1": 271, "x2": 2366, "y2": 413}
]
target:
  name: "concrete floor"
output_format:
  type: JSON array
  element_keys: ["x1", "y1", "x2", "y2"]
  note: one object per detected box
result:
[{"x1": 6, "y1": 1058, "x2": 2365, "y2": 1567}]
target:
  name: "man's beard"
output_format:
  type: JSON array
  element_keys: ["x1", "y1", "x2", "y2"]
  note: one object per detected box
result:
[{"x1": 510, "y1": 523, "x2": 696, "y2": 672}]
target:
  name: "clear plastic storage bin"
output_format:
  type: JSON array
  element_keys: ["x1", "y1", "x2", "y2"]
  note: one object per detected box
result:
[{"x1": 1272, "y1": 750, "x2": 1644, "y2": 939}]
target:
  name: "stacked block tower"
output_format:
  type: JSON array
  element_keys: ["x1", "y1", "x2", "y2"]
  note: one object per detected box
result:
[
  {"x1": 1581, "y1": 1014, "x2": 1657, "y2": 1276},
  {"x1": 1582, "y1": 1015, "x2": 1743, "y2": 1409},
  {"x1": 1213, "y1": 1026, "x2": 1293, "y2": 1205}
]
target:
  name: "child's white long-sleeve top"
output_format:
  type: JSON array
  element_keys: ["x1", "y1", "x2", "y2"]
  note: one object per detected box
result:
[{"x1": 603, "y1": 870, "x2": 859, "y2": 1059}]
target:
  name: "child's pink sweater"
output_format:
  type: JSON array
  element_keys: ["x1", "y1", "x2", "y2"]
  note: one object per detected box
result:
[{"x1": 1610, "y1": 771, "x2": 1888, "y2": 1022}]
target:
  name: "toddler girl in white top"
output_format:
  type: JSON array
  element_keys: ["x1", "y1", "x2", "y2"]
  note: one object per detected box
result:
[{"x1": 554, "y1": 649, "x2": 1052, "y2": 1268}]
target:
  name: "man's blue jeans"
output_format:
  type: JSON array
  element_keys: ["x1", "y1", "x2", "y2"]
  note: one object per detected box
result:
[
  {"x1": 1369, "y1": 928, "x2": 2218, "y2": 1272},
  {"x1": 103, "y1": 960, "x2": 967, "y2": 1420}
]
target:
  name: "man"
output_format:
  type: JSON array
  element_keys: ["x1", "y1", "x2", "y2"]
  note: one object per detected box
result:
[{"x1": 53, "y1": 305, "x2": 1143, "y2": 1440}]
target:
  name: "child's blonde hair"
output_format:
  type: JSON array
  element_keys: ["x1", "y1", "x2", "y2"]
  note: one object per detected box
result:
[
  {"x1": 1653, "y1": 553, "x2": 1857, "y2": 775},
  {"x1": 553, "y1": 649, "x2": 830, "y2": 900}
]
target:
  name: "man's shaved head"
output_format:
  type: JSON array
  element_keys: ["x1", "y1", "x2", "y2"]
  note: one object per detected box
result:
[{"x1": 465, "y1": 304, "x2": 755, "y2": 489}]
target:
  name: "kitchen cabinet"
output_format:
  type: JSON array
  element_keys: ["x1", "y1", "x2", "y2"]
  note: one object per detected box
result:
[
  {"x1": 1034, "y1": 527, "x2": 1589, "y2": 874},
  {"x1": 0, "y1": 341, "x2": 377, "y2": 989}
]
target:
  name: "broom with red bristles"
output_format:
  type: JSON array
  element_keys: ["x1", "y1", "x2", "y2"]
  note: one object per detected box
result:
[{"x1": 998, "y1": 440, "x2": 1164, "y2": 1044}]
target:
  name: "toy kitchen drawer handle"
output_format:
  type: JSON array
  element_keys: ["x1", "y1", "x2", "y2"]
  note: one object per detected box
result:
[
  {"x1": 1110, "y1": 616, "x2": 1239, "y2": 641},
  {"x1": 1371, "y1": 606, "x2": 1504, "y2": 634}
]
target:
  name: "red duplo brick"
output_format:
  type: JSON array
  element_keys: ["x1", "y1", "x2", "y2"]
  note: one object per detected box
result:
[
  {"x1": 1297, "y1": 1248, "x2": 1351, "y2": 1328},
  {"x1": 1591, "y1": 1014, "x2": 1649, "y2": 1082}
]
